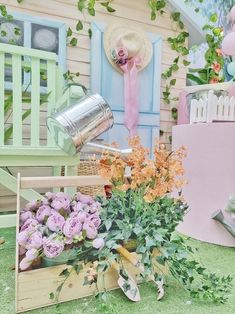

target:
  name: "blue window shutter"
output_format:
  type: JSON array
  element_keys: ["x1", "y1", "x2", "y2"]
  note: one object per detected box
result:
[{"x1": 90, "y1": 22, "x2": 162, "y2": 156}]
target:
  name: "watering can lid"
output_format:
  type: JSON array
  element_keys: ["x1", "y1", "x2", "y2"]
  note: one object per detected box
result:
[{"x1": 47, "y1": 117, "x2": 77, "y2": 156}]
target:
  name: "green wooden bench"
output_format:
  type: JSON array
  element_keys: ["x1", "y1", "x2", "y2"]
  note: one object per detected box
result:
[{"x1": 0, "y1": 43, "x2": 80, "y2": 227}]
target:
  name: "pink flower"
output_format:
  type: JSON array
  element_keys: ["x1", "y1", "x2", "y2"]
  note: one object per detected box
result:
[
  {"x1": 25, "y1": 231, "x2": 43, "y2": 250},
  {"x1": 51, "y1": 192, "x2": 70, "y2": 211},
  {"x1": 17, "y1": 230, "x2": 29, "y2": 247},
  {"x1": 92, "y1": 238, "x2": 105, "y2": 250},
  {"x1": 72, "y1": 201, "x2": 84, "y2": 212},
  {"x1": 83, "y1": 220, "x2": 97, "y2": 239},
  {"x1": 36, "y1": 205, "x2": 51, "y2": 223},
  {"x1": 87, "y1": 213, "x2": 101, "y2": 228},
  {"x1": 216, "y1": 48, "x2": 222, "y2": 57},
  {"x1": 212, "y1": 62, "x2": 221, "y2": 73},
  {"x1": 20, "y1": 218, "x2": 38, "y2": 232},
  {"x1": 63, "y1": 216, "x2": 82, "y2": 238},
  {"x1": 19, "y1": 257, "x2": 32, "y2": 270},
  {"x1": 116, "y1": 47, "x2": 128, "y2": 59},
  {"x1": 24, "y1": 200, "x2": 40, "y2": 211},
  {"x1": 43, "y1": 236, "x2": 64, "y2": 258},
  {"x1": 75, "y1": 193, "x2": 94, "y2": 205},
  {"x1": 89, "y1": 201, "x2": 101, "y2": 213},
  {"x1": 20, "y1": 211, "x2": 33, "y2": 225},
  {"x1": 118, "y1": 58, "x2": 127, "y2": 66},
  {"x1": 46, "y1": 212, "x2": 65, "y2": 232},
  {"x1": 45, "y1": 191, "x2": 55, "y2": 201},
  {"x1": 26, "y1": 248, "x2": 38, "y2": 260},
  {"x1": 19, "y1": 246, "x2": 26, "y2": 256},
  {"x1": 209, "y1": 77, "x2": 219, "y2": 84}
]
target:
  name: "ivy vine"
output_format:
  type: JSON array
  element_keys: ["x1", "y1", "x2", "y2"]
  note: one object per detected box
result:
[{"x1": 1, "y1": 0, "x2": 218, "y2": 136}]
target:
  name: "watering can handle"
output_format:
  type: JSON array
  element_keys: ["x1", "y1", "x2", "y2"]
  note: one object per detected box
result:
[{"x1": 63, "y1": 82, "x2": 88, "y2": 95}]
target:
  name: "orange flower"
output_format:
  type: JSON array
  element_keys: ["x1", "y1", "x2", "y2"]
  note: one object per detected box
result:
[
  {"x1": 215, "y1": 48, "x2": 222, "y2": 57},
  {"x1": 209, "y1": 77, "x2": 219, "y2": 84},
  {"x1": 212, "y1": 62, "x2": 221, "y2": 73},
  {"x1": 97, "y1": 136, "x2": 187, "y2": 203}
]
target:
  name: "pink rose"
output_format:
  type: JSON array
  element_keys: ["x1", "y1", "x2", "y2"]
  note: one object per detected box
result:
[
  {"x1": 87, "y1": 213, "x2": 101, "y2": 228},
  {"x1": 45, "y1": 191, "x2": 55, "y2": 201},
  {"x1": 36, "y1": 205, "x2": 51, "y2": 223},
  {"x1": 83, "y1": 220, "x2": 97, "y2": 239},
  {"x1": 63, "y1": 216, "x2": 82, "y2": 238},
  {"x1": 92, "y1": 238, "x2": 105, "y2": 250},
  {"x1": 18, "y1": 229, "x2": 42, "y2": 250},
  {"x1": 51, "y1": 192, "x2": 70, "y2": 211},
  {"x1": 20, "y1": 211, "x2": 33, "y2": 225},
  {"x1": 46, "y1": 212, "x2": 65, "y2": 232},
  {"x1": 26, "y1": 248, "x2": 38, "y2": 260},
  {"x1": 116, "y1": 47, "x2": 128, "y2": 59},
  {"x1": 19, "y1": 257, "x2": 32, "y2": 271},
  {"x1": 43, "y1": 236, "x2": 64, "y2": 258},
  {"x1": 21, "y1": 218, "x2": 38, "y2": 231},
  {"x1": 75, "y1": 193, "x2": 94, "y2": 205},
  {"x1": 19, "y1": 246, "x2": 26, "y2": 256},
  {"x1": 24, "y1": 200, "x2": 40, "y2": 211},
  {"x1": 25, "y1": 231, "x2": 43, "y2": 250},
  {"x1": 72, "y1": 201, "x2": 84, "y2": 212},
  {"x1": 89, "y1": 201, "x2": 101, "y2": 213},
  {"x1": 17, "y1": 230, "x2": 29, "y2": 247}
]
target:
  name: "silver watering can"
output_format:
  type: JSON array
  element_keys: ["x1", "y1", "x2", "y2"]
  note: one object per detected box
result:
[{"x1": 47, "y1": 83, "x2": 132, "y2": 156}]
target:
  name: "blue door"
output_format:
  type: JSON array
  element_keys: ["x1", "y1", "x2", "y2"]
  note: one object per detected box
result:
[{"x1": 90, "y1": 22, "x2": 162, "y2": 156}]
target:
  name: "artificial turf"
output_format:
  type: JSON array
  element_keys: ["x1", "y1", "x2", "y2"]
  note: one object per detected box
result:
[{"x1": 0, "y1": 227, "x2": 234, "y2": 314}]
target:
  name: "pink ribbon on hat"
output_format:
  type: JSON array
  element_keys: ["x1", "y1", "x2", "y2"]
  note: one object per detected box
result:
[{"x1": 120, "y1": 56, "x2": 142, "y2": 136}]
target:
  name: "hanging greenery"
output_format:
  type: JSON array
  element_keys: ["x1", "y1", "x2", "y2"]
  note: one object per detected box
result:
[{"x1": 0, "y1": 0, "x2": 224, "y2": 126}]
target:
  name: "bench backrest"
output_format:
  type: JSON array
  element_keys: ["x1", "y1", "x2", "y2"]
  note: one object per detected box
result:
[{"x1": 0, "y1": 42, "x2": 63, "y2": 148}]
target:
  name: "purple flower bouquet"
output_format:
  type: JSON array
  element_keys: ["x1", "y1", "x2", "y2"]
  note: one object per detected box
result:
[{"x1": 17, "y1": 192, "x2": 104, "y2": 271}]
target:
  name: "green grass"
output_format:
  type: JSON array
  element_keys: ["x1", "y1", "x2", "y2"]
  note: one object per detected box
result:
[{"x1": 0, "y1": 227, "x2": 234, "y2": 314}]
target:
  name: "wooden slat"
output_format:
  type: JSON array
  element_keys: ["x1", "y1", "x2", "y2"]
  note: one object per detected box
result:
[
  {"x1": 31, "y1": 57, "x2": 40, "y2": 146},
  {"x1": 47, "y1": 60, "x2": 57, "y2": 146},
  {"x1": 0, "y1": 51, "x2": 4, "y2": 145},
  {"x1": 20, "y1": 175, "x2": 109, "y2": 189},
  {"x1": 12, "y1": 54, "x2": 22, "y2": 146},
  {"x1": 0, "y1": 43, "x2": 56, "y2": 61}
]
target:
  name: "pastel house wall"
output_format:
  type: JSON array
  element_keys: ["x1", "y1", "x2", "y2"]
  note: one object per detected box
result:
[{"x1": 0, "y1": 0, "x2": 187, "y2": 213}]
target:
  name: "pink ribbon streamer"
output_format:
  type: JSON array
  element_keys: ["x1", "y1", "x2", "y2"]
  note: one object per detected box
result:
[{"x1": 120, "y1": 56, "x2": 141, "y2": 137}]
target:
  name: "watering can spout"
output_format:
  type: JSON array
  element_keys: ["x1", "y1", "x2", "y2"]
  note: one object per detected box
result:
[{"x1": 85, "y1": 142, "x2": 132, "y2": 154}]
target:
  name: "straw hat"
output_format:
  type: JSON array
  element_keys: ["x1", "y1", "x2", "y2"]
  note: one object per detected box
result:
[{"x1": 103, "y1": 23, "x2": 153, "y2": 73}]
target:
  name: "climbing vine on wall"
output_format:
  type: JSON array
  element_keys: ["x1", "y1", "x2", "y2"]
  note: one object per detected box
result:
[{"x1": 1, "y1": 0, "x2": 221, "y2": 138}]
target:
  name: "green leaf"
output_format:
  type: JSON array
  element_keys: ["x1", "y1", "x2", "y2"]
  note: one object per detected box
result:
[
  {"x1": 88, "y1": 28, "x2": 92, "y2": 39},
  {"x1": 67, "y1": 27, "x2": 72, "y2": 37},
  {"x1": 151, "y1": 11, "x2": 156, "y2": 20},
  {"x1": 183, "y1": 59, "x2": 191, "y2": 66},
  {"x1": 73, "y1": 264, "x2": 83, "y2": 275},
  {"x1": 170, "y1": 79, "x2": 176, "y2": 86},
  {"x1": 107, "y1": 6, "x2": 116, "y2": 13},
  {"x1": 187, "y1": 73, "x2": 207, "y2": 85},
  {"x1": 56, "y1": 283, "x2": 63, "y2": 293},
  {"x1": 49, "y1": 292, "x2": 54, "y2": 300},
  {"x1": 171, "y1": 107, "x2": 178, "y2": 120},
  {"x1": 156, "y1": 255, "x2": 165, "y2": 266},
  {"x1": 76, "y1": 20, "x2": 83, "y2": 31},
  {"x1": 210, "y1": 13, "x2": 218, "y2": 23},
  {"x1": 70, "y1": 37, "x2": 78, "y2": 46},
  {"x1": 59, "y1": 268, "x2": 70, "y2": 277},
  {"x1": 88, "y1": 8, "x2": 95, "y2": 16},
  {"x1": 77, "y1": 0, "x2": 86, "y2": 12},
  {"x1": 105, "y1": 219, "x2": 112, "y2": 231}
]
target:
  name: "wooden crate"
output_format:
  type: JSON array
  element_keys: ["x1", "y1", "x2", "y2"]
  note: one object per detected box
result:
[
  {"x1": 15, "y1": 174, "x2": 166, "y2": 313},
  {"x1": 17, "y1": 254, "x2": 142, "y2": 312}
]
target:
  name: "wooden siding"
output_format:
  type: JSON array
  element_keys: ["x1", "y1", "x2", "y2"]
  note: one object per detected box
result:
[{"x1": 0, "y1": 0, "x2": 187, "y2": 212}]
